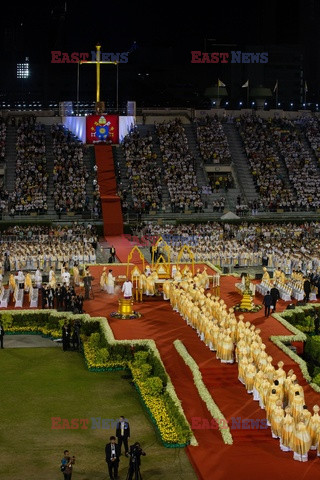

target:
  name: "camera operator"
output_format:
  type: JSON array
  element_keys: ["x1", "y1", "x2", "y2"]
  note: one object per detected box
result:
[
  {"x1": 105, "y1": 436, "x2": 121, "y2": 480},
  {"x1": 60, "y1": 450, "x2": 75, "y2": 480},
  {"x1": 127, "y1": 442, "x2": 146, "y2": 480}
]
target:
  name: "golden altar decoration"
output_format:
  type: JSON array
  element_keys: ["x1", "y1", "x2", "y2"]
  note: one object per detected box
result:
[
  {"x1": 126, "y1": 246, "x2": 146, "y2": 278},
  {"x1": 110, "y1": 298, "x2": 141, "y2": 320},
  {"x1": 151, "y1": 236, "x2": 171, "y2": 268},
  {"x1": 177, "y1": 245, "x2": 195, "y2": 276},
  {"x1": 131, "y1": 265, "x2": 143, "y2": 302},
  {"x1": 110, "y1": 297, "x2": 142, "y2": 320},
  {"x1": 235, "y1": 274, "x2": 262, "y2": 313},
  {"x1": 154, "y1": 254, "x2": 171, "y2": 279}
]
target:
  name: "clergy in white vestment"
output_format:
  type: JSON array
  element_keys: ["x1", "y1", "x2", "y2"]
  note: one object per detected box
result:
[
  {"x1": 107, "y1": 269, "x2": 116, "y2": 294},
  {"x1": 34, "y1": 269, "x2": 42, "y2": 288},
  {"x1": 62, "y1": 270, "x2": 71, "y2": 286},
  {"x1": 17, "y1": 270, "x2": 25, "y2": 289},
  {"x1": 122, "y1": 279, "x2": 133, "y2": 298}
]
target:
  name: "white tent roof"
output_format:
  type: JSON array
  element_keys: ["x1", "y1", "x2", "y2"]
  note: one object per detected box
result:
[{"x1": 220, "y1": 211, "x2": 240, "y2": 220}]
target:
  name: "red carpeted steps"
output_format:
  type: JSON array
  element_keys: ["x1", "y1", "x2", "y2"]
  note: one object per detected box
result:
[{"x1": 95, "y1": 145, "x2": 123, "y2": 235}]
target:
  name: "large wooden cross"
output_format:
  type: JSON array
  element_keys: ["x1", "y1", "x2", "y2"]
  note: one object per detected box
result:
[{"x1": 80, "y1": 44, "x2": 118, "y2": 106}]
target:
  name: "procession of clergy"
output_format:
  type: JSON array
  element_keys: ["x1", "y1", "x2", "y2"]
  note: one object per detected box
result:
[{"x1": 120, "y1": 264, "x2": 319, "y2": 463}]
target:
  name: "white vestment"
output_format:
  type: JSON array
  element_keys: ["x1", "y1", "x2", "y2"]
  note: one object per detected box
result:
[
  {"x1": 122, "y1": 281, "x2": 133, "y2": 298},
  {"x1": 62, "y1": 271, "x2": 71, "y2": 285},
  {"x1": 106, "y1": 272, "x2": 115, "y2": 294}
]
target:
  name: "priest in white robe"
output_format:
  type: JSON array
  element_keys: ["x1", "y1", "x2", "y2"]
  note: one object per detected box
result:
[
  {"x1": 122, "y1": 279, "x2": 133, "y2": 298},
  {"x1": 106, "y1": 269, "x2": 116, "y2": 294}
]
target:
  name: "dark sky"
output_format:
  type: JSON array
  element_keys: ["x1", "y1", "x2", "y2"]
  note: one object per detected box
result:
[
  {"x1": 1, "y1": 0, "x2": 302, "y2": 60},
  {"x1": 2, "y1": 0, "x2": 318, "y2": 105}
]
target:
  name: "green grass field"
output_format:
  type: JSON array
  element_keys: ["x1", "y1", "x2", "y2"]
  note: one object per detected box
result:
[{"x1": 0, "y1": 346, "x2": 196, "y2": 480}]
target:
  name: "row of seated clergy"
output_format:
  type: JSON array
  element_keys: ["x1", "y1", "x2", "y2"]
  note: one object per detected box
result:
[{"x1": 263, "y1": 267, "x2": 286, "y2": 285}]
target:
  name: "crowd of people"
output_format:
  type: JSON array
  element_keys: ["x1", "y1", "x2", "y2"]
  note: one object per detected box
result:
[
  {"x1": 146, "y1": 221, "x2": 320, "y2": 275},
  {"x1": 304, "y1": 116, "x2": 320, "y2": 163},
  {"x1": 196, "y1": 115, "x2": 232, "y2": 164},
  {"x1": 51, "y1": 124, "x2": 89, "y2": 214},
  {"x1": 11, "y1": 117, "x2": 48, "y2": 214},
  {"x1": 274, "y1": 117, "x2": 320, "y2": 211},
  {"x1": 122, "y1": 128, "x2": 163, "y2": 213},
  {"x1": 156, "y1": 119, "x2": 204, "y2": 213},
  {"x1": 238, "y1": 114, "x2": 320, "y2": 212},
  {"x1": 0, "y1": 119, "x2": 8, "y2": 215},
  {"x1": 238, "y1": 115, "x2": 296, "y2": 211},
  {"x1": 42, "y1": 284, "x2": 84, "y2": 314},
  {"x1": 0, "y1": 223, "x2": 98, "y2": 273},
  {"x1": 212, "y1": 196, "x2": 226, "y2": 212},
  {"x1": 0, "y1": 118, "x2": 6, "y2": 160},
  {"x1": 168, "y1": 278, "x2": 319, "y2": 462}
]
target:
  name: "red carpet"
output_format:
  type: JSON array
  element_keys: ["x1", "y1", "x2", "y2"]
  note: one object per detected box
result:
[
  {"x1": 104, "y1": 235, "x2": 143, "y2": 264},
  {"x1": 95, "y1": 145, "x2": 123, "y2": 235},
  {"x1": 83, "y1": 267, "x2": 320, "y2": 480}
]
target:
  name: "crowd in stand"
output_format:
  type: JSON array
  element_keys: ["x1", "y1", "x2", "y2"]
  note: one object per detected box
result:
[
  {"x1": 122, "y1": 128, "x2": 163, "y2": 213},
  {"x1": 212, "y1": 197, "x2": 226, "y2": 212},
  {"x1": 10, "y1": 117, "x2": 48, "y2": 214},
  {"x1": 146, "y1": 221, "x2": 320, "y2": 273},
  {"x1": 0, "y1": 118, "x2": 6, "y2": 160},
  {"x1": 0, "y1": 120, "x2": 8, "y2": 215},
  {"x1": 91, "y1": 164, "x2": 102, "y2": 218},
  {"x1": 304, "y1": 117, "x2": 320, "y2": 162},
  {"x1": 51, "y1": 125, "x2": 89, "y2": 215},
  {"x1": 156, "y1": 119, "x2": 203, "y2": 213},
  {"x1": 196, "y1": 116, "x2": 232, "y2": 164},
  {"x1": 274, "y1": 118, "x2": 320, "y2": 211},
  {"x1": 238, "y1": 115, "x2": 296, "y2": 211}
]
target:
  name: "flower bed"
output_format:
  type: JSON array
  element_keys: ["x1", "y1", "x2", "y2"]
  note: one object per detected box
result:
[
  {"x1": 0, "y1": 310, "x2": 195, "y2": 447},
  {"x1": 271, "y1": 304, "x2": 320, "y2": 393},
  {"x1": 174, "y1": 340, "x2": 233, "y2": 445}
]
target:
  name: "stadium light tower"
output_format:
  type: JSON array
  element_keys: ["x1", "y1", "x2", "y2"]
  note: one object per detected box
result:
[{"x1": 17, "y1": 57, "x2": 30, "y2": 79}]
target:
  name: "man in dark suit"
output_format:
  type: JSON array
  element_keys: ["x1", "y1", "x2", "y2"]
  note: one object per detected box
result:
[
  {"x1": 62, "y1": 321, "x2": 71, "y2": 351},
  {"x1": 56, "y1": 285, "x2": 63, "y2": 311},
  {"x1": 270, "y1": 285, "x2": 280, "y2": 312},
  {"x1": 41, "y1": 285, "x2": 47, "y2": 309},
  {"x1": 304, "y1": 277, "x2": 311, "y2": 302},
  {"x1": 0, "y1": 322, "x2": 4, "y2": 348},
  {"x1": 105, "y1": 436, "x2": 121, "y2": 480},
  {"x1": 263, "y1": 290, "x2": 273, "y2": 317},
  {"x1": 116, "y1": 416, "x2": 130, "y2": 456},
  {"x1": 83, "y1": 269, "x2": 93, "y2": 300},
  {"x1": 110, "y1": 246, "x2": 116, "y2": 263}
]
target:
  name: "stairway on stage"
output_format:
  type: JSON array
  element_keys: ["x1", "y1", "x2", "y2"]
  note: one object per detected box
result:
[{"x1": 95, "y1": 145, "x2": 123, "y2": 236}]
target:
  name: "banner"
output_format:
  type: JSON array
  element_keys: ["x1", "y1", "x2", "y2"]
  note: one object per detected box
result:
[{"x1": 86, "y1": 115, "x2": 119, "y2": 144}]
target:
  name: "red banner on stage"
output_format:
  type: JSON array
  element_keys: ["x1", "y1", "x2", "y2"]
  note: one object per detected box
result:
[{"x1": 86, "y1": 115, "x2": 119, "y2": 144}]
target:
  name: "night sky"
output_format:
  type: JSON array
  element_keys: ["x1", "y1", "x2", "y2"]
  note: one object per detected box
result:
[
  {"x1": 1, "y1": 0, "x2": 302, "y2": 59},
  {"x1": 0, "y1": 0, "x2": 317, "y2": 106}
]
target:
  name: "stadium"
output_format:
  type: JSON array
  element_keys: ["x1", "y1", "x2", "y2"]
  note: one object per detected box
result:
[{"x1": 1, "y1": 1, "x2": 320, "y2": 479}]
